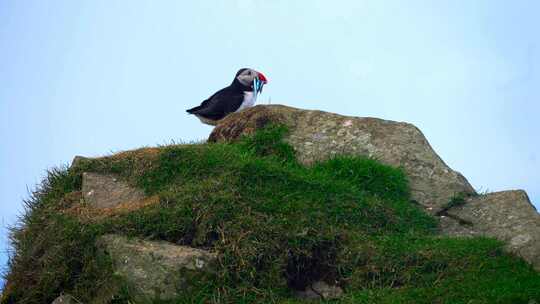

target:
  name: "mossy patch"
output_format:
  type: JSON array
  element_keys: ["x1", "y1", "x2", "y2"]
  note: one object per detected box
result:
[{"x1": 2, "y1": 125, "x2": 540, "y2": 303}]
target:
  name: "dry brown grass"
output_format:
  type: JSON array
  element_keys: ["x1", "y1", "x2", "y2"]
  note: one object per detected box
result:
[{"x1": 64, "y1": 194, "x2": 160, "y2": 222}]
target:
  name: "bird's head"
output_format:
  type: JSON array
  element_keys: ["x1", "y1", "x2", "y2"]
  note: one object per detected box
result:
[{"x1": 235, "y1": 68, "x2": 268, "y2": 92}]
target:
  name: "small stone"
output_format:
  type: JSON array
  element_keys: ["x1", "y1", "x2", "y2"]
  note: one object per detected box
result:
[
  {"x1": 312, "y1": 281, "x2": 343, "y2": 299},
  {"x1": 195, "y1": 258, "x2": 205, "y2": 269},
  {"x1": 342, "y1": 120, "x2": 353, "y2": 127},
  {"x1": 51, "y1": 294, "x2": 77, "y2": 304},
  {"x1": 295, "y1": 281, "x2": 343, "y2": 300}
]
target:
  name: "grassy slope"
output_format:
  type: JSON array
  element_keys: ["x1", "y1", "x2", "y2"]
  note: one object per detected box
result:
[{"x1": 2, "y1": 125, "x2": 540, "y2": 304}]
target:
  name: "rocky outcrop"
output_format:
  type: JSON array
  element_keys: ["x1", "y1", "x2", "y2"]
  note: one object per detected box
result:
[
  {"x1": 210, "y1": 105, "x2": 540, "y2": 270},
  {"x1": 71, "y1": 155, "x2": 88, "y2": 168},
  {"x1": 443, "y1": 190, "x2": 540, "y2": 270},
  {"x1": 82, "y1": 172, "x2": 145, "y2": 209},
  {"x1": 210, "y1": 105, "x2": 475, "y2": 214},
  {"x1": 70, "y1": 105, "x2": 539, "y2": 275},
  {"x1": 97, "y1": 234, "x2": 216, "y2": 301}
]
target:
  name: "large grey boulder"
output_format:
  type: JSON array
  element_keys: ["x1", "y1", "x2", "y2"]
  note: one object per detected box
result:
[
  {"x1": 209, "y1": 105, "x2": 475, "y2": 214},
  {"x1": 82, "y1": 172, "x2": 145, "y2": 209},
  {"x1": 443, "y1": 190, "x2": 540, "y2": 270},
  {"x1": 97, "y1": 234, "x2": 216, "y2": 301}
]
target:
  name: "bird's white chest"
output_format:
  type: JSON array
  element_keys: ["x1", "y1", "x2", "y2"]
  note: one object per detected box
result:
[{"x1": 237, "y1": 91, "x2": 258, "y2": 112}]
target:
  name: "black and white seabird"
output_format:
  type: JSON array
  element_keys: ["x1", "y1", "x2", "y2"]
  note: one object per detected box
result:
[{"x1": 187, "y1": 68, "x2": 268, "y2": 125}]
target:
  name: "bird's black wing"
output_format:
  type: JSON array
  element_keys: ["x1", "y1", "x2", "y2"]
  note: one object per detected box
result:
[{"x1": 186, "y1": 87, "x2": 244, "y2": 120}]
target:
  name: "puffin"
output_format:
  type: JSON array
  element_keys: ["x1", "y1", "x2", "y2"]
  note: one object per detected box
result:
[{"x1": 187, "y1": 68, "x2": 268, "y2": 125}]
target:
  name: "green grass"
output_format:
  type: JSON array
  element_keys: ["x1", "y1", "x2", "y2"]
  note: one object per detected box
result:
[
  {"x1": 2, "y1": 125, "x2": 539, "y2": 304},
  {"x1": 436, "y1": 192, "x2": 475, "y2": 217}
]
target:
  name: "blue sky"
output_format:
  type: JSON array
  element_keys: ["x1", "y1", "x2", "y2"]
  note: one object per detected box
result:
[{"x1": 1, "y1": 0, "x2": 539, "y2": 286}]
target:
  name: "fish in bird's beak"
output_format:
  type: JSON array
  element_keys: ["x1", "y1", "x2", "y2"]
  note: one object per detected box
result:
[{"x1": 254, "y1": 72, "x2": 268, "y2": 94}]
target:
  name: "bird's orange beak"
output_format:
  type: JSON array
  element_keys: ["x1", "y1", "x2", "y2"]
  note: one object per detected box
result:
[{"x1": 257, "y1": 72, "x2": 268, "y2": 84}]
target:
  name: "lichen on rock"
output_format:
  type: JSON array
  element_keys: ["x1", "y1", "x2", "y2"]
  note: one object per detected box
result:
[
  {"x1": 96, "y1": 234, "x2": 217, "y2": 301},
  {"x1": 82, "y1": 172, "x2": 146, "y2": 209},
  {"x1": 444, "y1": 190, "x2": 540, "y2": 270}
]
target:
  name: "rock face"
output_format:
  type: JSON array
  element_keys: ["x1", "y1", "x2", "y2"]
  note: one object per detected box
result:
[
  {"x1": 210, "y1": 105, "x2": 540, "y2": 271},
  {"x1": 71, "y1": 155, "x2": 88, "y2": 168},
  {"x1": 97, "y1": 234, "x2": 217, "y2": 301},
  {"x1": 210, "y1": 105, "x2": 475, "y2": 214},
  {"x1": 444, "y1": 190, "x2": 540, "y2": 270},
  {"x1": 438, "y1": 215, "x2": 478, "y2": 237},
  {"x1": 82, "y1": 172, "x2": 145, "y2": 209}
]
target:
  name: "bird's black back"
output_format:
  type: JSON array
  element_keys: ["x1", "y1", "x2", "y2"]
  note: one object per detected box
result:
[{"x1": 186, "y1": 83, "x2": 248, "y2": 120}]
